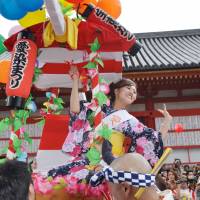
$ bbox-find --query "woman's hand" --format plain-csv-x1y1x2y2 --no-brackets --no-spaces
69,65,80,113
69,65,79,80
157,104,173,122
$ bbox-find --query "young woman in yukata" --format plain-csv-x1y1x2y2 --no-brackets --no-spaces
62,66,172,168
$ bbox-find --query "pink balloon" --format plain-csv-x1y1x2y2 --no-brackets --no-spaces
8,25,23,37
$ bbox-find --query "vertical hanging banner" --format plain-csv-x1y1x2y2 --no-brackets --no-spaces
80,4,142,56
6,31,37,108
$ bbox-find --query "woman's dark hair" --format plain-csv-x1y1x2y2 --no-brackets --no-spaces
108,78,137,103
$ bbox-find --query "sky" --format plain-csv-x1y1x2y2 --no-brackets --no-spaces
0,0,200,38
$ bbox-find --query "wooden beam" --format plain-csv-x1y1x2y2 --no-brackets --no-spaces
133,95,200,105
131,108,200,118
123,68,200,80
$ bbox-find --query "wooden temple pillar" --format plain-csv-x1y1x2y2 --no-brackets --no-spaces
144,84,156,129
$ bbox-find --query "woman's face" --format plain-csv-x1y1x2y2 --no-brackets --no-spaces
168,171,175,181
115,85,137,107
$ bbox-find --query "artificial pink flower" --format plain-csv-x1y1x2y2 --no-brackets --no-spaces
100,83,110,94
33,175,53,194
88,69,97,77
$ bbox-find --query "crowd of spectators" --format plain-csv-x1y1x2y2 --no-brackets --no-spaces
159,159,200,200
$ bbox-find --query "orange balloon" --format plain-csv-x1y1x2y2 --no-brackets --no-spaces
0,60,10,84
97,0,121,19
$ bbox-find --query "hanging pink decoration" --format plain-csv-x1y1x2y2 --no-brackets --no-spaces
100,83,110,94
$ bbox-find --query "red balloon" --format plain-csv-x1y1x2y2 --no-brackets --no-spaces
175,124,184,133
97,0,121,19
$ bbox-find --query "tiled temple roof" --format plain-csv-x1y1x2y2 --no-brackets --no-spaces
123,29,200,72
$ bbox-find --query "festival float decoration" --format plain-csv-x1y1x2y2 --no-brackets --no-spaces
0,96,36,160
18,8,46,28
6,30,38,109
0,0,172,199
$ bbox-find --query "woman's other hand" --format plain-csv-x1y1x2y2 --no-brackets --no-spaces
158,104,173,139
157,104,173,122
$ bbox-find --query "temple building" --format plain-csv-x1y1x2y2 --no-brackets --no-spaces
124,29,200,163
0,29,200,164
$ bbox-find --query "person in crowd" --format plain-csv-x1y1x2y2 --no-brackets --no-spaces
195,177,200,200
168,170,178,182
188,179,197,200
173,158,184,176
158,161,200,199
161,170,168,182
175,177,193,200
167,170,178,198
187,170,195,182
184,165,191,173
0,160,35,200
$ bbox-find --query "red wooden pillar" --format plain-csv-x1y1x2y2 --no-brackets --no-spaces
145,96,155,129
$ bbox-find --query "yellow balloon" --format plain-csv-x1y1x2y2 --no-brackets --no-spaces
19,8,46,28
59,0,73,7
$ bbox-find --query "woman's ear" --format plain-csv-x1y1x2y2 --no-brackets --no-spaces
114,88,118,96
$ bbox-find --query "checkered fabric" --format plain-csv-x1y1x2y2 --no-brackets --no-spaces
90,166,155,187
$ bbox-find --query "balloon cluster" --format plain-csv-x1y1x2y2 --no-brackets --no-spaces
0,0,44,20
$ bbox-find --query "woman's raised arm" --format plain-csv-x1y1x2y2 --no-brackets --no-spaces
69,66,80,113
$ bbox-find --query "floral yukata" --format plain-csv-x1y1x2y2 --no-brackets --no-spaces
62,101,163,167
